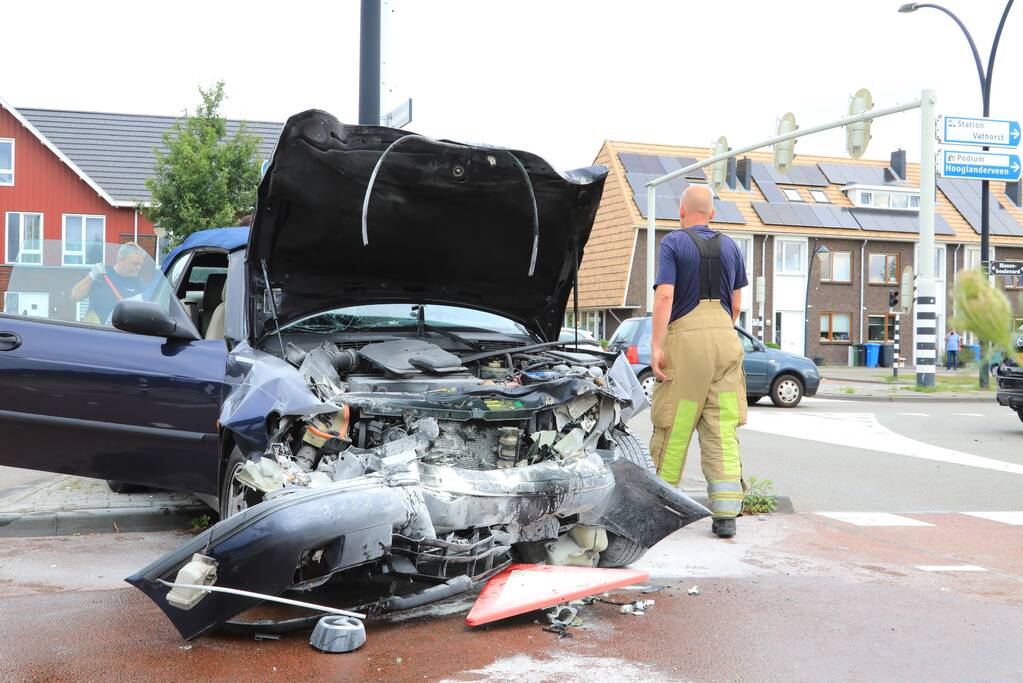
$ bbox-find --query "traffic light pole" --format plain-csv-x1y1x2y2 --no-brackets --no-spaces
915,89,938,388
644,96,925,315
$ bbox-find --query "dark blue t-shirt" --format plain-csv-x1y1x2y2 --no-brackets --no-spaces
90,269,145,324
654,226,749,323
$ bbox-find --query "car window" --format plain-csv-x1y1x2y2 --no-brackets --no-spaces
738,331,755,353
637,319,652,355
2,239,185,328
610,319,640,346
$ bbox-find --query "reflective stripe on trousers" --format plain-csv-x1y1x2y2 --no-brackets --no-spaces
649,300,747,519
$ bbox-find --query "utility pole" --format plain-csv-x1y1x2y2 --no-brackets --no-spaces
358,0,381,126
916,89,938,388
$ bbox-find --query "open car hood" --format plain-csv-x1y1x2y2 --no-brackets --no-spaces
247,111,607,343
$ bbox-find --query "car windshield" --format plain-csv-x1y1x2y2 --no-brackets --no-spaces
284,303,530,336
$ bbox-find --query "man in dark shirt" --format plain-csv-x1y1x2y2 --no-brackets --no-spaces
70,242,147,324
649,185,749,538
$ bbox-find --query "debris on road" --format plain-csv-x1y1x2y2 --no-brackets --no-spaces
687,586,700,596
309,616,366,654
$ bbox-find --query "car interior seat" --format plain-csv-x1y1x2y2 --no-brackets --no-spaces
200,273,228,337
205,279,227,341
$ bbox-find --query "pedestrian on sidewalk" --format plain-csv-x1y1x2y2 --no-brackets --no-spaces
649,185,749,539
945,329,960,371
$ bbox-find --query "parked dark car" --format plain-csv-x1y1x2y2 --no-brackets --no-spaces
0,112,709,640
607,316,820,407
995,332,1023,422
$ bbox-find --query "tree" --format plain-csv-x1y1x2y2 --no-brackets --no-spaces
144,82,261,245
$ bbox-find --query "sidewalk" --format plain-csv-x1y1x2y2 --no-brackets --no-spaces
816,365,997,402
0,469,205,538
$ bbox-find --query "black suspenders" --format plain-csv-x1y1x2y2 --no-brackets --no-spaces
679,229,723,301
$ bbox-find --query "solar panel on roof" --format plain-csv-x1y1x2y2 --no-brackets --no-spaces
751,202,781,225
937,177,1023,236
847,208,955,235
751,162,828,187
711,200,747,225
791,203,822,228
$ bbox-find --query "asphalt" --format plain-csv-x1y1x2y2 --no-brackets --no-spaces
2,513,1021,682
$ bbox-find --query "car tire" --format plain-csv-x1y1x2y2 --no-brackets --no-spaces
770,374,803,408
106,480,146,494
599,430,655,568
638,370,657,402
219,448,263,521
747,395,764,405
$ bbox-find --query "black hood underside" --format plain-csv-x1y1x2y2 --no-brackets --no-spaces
248,111,608,343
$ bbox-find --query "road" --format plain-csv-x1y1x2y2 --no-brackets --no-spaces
1,396,1022,681
629,397,1023,512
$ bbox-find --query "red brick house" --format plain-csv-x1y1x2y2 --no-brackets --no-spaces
0,96,280,317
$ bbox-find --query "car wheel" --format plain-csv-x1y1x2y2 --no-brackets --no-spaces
219,448,263,520
747,395,764,405
106,480,146,494
638,370,657,402
599,429,655,568
770,375,803,408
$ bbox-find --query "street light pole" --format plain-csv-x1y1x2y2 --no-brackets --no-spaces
899,1,1015,388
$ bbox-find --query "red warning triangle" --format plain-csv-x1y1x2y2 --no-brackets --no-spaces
466,563,651,627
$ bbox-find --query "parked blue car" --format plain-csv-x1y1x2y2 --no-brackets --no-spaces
607,316,820,407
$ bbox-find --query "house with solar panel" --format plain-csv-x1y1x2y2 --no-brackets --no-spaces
0,97,281,319
575,141,1023,366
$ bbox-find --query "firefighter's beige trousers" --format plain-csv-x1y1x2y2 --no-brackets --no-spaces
650,300,747,518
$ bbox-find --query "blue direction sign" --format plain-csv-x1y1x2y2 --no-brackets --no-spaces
940,150,1022,181
942,116,1021,148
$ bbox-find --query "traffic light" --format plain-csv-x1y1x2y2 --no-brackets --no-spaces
709,136,729,193
888,289,899,309
773,113,797,174
846,88,873,159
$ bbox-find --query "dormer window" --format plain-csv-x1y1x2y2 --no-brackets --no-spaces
847,185,919,210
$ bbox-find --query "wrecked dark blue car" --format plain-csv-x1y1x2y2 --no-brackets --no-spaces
0,111,709,640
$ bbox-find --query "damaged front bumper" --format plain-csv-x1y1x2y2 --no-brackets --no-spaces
127,450,708,640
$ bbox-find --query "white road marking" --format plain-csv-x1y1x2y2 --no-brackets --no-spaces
916,565,988,572
964,511,1023,525
816,512,933,527
744,410,1023,476
952,413,984,417
897,412,930,417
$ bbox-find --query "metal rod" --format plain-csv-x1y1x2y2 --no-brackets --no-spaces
157,579,367,619
644,97,924,313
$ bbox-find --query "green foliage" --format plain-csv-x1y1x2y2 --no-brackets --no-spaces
599,339,609,349
742,476,778,514
951,269,1016,360
765,342,781,349
189,514,213,532
144,82,261,246
844,387,856,394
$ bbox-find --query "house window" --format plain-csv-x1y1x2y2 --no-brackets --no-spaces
782,188,803,202
891,193,910,209
860,191,873,205
62,215,106,266
5,212,43,264
3,292,49,319
965,247,982,271
810,189,830,203
868,253,899,284
867,313,897,342
564,309,601,339
820,312,851,342
1006,274,1023,290
819,249,852,283
0,139,12,185
775,240,805,275
910,195,920,208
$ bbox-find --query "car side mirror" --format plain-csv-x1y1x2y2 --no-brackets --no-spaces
112,300,197,340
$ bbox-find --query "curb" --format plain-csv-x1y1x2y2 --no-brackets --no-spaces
817,392,994,403
685,491,795,515
0,504,208,538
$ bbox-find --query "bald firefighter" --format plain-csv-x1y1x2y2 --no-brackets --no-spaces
649,185,748,539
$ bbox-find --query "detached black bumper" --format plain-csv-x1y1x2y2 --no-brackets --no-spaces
995,369,1023,410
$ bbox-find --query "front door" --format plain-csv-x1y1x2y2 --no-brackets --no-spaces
779,310,804,356
0,242,226,495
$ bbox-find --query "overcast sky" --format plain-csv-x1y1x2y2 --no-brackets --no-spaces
5,0,1021,171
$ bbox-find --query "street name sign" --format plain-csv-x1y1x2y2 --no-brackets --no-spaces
942,116,1021,148
991,261,1023,277
381,98,413,129
940,150,1022,181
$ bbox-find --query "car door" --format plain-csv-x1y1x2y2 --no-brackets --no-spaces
738,329,769,395
0,242,226,495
